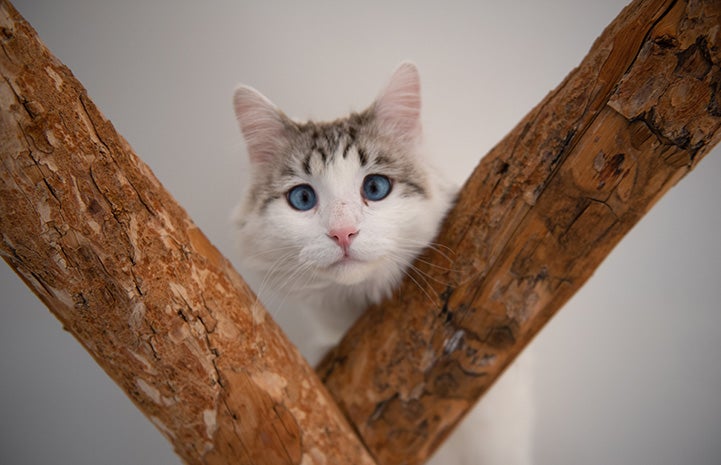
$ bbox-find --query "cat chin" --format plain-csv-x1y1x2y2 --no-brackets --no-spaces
320,258,379,286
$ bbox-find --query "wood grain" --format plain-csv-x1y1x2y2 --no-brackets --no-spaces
0,2,375,464
318,1,721,463
2,0,720,464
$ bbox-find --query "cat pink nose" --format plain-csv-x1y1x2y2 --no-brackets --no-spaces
327,227,358,252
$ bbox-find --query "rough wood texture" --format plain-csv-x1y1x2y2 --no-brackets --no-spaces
0,2,376,464
318,0,721,464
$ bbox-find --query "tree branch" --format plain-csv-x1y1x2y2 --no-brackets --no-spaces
317,0,721,463
2,0,720,464
0,2,375,464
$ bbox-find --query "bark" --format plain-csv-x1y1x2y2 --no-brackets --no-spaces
318,0,721,464
2,0,720,464
0,2,376,465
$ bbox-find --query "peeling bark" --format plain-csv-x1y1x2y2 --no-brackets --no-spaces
318,1,721,464
0,2,375,464
2,0,720,464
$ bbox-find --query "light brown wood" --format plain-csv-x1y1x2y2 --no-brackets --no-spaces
0,2,375,464
2,0,720,464
318,0,721,464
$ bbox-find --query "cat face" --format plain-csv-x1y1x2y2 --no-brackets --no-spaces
233,63,451,301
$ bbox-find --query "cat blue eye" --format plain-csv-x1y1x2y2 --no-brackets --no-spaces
287,184,317,211
362,174,392,201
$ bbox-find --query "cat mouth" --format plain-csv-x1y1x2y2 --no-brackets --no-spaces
326,253,374,272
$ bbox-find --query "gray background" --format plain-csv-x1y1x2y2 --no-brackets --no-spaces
2,1,720,464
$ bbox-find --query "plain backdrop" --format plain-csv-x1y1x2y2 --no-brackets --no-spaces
2,1,720,464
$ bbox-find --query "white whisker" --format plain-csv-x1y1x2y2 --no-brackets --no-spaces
251,250,299,317
382,251,439,308
396,239,456,265
241,244,300,261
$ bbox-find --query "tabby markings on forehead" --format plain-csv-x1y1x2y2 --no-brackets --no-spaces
342,141,353,159
292,111,371,173
310,132,329,164
302,153,312,176
357,146,369,167
300,138,371,176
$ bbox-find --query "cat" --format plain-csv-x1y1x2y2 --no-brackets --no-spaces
232,63,533,465
231,62,454,362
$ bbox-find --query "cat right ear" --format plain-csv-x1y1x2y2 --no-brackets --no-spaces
372,62,422,145
233,85,286,165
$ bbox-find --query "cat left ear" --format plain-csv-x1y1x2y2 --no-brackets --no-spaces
372,62,422,144
233,85,287,166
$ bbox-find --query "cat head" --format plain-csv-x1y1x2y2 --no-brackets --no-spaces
232,63,451,302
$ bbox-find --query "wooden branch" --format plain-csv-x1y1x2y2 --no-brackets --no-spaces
318,0,721,464
0,2,375,464
2,0,720,464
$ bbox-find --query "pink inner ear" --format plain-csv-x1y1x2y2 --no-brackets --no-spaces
233,85,286,165
374,62,422,140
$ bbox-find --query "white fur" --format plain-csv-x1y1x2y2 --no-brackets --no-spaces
233,62,451,314
232,63,534,465
235,140,452,315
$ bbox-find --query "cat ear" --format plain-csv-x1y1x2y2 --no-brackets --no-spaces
372,62,422,144
233,85,287,165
